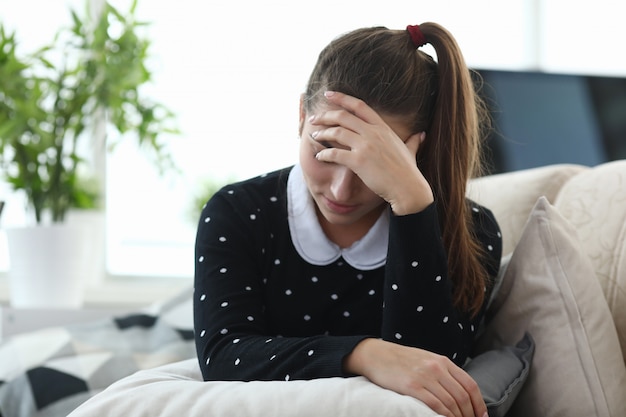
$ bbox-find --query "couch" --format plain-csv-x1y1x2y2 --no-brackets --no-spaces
1,160,625,417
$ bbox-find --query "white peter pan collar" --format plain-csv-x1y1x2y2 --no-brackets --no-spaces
287,164,389,270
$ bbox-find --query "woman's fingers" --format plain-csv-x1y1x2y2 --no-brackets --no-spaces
411,387,463,417
417,357,480,417
438,376,476,417
405,131,426,158
427,384,466,417
448,364,487,417
321,90,382,125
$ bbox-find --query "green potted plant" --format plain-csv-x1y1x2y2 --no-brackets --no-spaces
0,0,178,307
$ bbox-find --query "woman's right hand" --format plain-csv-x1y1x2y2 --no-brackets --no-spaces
343,338,487,417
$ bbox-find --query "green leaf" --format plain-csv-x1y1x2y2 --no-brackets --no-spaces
0,0,179,224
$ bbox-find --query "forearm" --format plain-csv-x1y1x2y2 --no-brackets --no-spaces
198,333,368,381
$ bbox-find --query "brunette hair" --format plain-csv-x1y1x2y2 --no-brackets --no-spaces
303,23,490,316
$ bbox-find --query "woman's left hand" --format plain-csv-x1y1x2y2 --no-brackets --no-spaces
311,91,434,215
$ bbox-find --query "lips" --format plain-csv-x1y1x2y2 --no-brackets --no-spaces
323,196,359,215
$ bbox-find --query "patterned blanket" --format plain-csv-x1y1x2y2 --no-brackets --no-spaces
0,289,196,417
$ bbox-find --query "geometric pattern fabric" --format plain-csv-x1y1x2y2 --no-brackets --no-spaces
0,311,196,417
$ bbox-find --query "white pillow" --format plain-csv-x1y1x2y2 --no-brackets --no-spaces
68,359,442,417
474,197,626,417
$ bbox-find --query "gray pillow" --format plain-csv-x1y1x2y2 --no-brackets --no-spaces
464,333,534,417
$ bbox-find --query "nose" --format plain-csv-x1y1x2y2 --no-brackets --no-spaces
329,166,358,202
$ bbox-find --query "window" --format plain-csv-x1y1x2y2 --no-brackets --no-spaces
103,0,536,279
2,0,625,278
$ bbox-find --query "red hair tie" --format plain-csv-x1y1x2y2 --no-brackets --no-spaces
406,24,427,48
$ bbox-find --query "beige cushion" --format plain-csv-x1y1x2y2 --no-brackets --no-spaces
554,160,626,362
467,164,587,255
475,197,626,417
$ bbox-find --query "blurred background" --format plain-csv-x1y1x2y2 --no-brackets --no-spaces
1,0,625,284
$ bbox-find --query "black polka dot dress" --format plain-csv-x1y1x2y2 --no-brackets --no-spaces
193,165,502,382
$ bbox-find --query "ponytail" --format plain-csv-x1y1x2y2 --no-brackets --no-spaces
418,22,489,316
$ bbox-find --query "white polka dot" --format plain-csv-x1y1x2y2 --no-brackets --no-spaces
247,316,254,321
265,338,273,343
417,306,424,312
206,357,210,365
435,275,442,282
391,283,399,290
285,289,293,296
221,301,229,307
245,286,252,291
443,316,449,323
285,375,290,381
395,333,402,340
331,294,338,300
368,289,376,295
250,214,257,220
472,207,479,212
233,338,240,344
411,261,419,267
471,325,475,332
227,190,234,194
356,274,363,280
270,354,276,361
234,358,241,365
274,259,281,265
453,352,458,360
220,328,228,335
204,217,211,223
200,330,206,337
220,268,227,273
200,294,206,301
311,276,318,283
497,231,502,238
198,256,205,263
270,196,278,202
487,245,493,251
304,314,311,321
343,311,350,317
307,350,314,356
458,323,464,330
337,261,344,266
219,236,227,242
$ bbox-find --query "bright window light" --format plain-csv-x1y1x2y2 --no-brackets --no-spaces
2,0,624,278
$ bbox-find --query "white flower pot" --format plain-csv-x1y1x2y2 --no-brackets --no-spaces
6,222,95,308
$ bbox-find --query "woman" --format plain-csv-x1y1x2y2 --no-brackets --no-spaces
194,23,501,417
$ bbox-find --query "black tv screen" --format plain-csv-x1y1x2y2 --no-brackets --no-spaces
473,69,626,174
